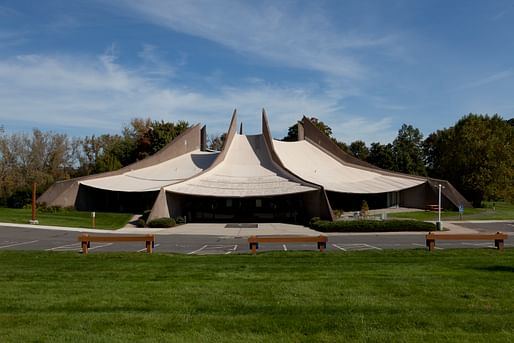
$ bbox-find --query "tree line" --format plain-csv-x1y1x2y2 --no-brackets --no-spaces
0,113,512,208
0,118,189,207
283,114,514,206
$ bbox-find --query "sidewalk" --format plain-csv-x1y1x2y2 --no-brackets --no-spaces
1,220,483,237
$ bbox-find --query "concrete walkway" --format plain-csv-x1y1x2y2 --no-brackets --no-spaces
117,222,320,237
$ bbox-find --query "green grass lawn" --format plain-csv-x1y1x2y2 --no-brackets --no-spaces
389,201,514,221
0,250,513,342
0,207,132,229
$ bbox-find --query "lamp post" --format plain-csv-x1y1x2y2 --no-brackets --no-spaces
437,184,442,231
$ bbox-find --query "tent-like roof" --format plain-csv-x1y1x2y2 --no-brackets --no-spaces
273,140,425,193
163,134,318,197
80,150,218,192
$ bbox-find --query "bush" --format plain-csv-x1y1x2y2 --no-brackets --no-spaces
309,218,435,232
140,210,152,222
147,217,176,228
332,209,343,218
7,189,32,208
136,219,146,228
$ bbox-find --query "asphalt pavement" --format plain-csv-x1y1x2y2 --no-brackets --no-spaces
0,221,512,255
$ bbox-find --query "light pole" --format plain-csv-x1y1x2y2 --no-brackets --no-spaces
437,184,442,231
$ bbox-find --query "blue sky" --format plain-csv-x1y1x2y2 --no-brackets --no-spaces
1,0,513,143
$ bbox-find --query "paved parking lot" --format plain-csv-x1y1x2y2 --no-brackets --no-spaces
1,221,512,254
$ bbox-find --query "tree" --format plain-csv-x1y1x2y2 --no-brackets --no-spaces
424,114,514,205
77,118,191,174
0,129,77,206
208,133,226,151
349,140,369,161
367,142,395,170
282,122,299,141
282,117,333,141
392,124,426,176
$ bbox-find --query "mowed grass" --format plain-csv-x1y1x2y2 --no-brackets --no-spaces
0,250,513,342
0,207,132,229
389,201,514,221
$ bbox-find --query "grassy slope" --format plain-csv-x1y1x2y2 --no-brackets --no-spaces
389,202,514,221
0,250,513,342
0,207,132,229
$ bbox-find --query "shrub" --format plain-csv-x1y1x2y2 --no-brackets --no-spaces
136,219,146,228
7,189,32,208
140,210,152,222
309,218,435,232
38,205,65,213
332,209,343,218
147,217,176,228
360,200,369,217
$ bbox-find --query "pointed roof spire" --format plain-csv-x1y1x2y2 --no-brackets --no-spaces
239,122,243,134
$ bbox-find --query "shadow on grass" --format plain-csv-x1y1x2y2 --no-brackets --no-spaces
476,265,514,273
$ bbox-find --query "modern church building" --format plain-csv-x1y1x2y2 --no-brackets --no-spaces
39,110,470,223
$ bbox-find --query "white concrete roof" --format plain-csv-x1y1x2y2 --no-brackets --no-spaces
79,150,218,192
164,134,317,197
273,140,425,193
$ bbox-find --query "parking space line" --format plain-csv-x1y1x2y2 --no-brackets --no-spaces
333,243,382,251
188,245,208,255
46,243,81,251
460,242,495,248
0,240,39,249
224,244,238,255
362,243,382,250
332,244,346,251
282,244,287,251
88,243,113,251
137,243,160,252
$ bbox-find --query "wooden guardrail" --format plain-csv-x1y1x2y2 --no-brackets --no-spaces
78,234,155,254
248,235,328,255
425,232,507,252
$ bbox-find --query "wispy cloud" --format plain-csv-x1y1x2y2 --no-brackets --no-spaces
456,69,513,90
108,0,399,79
0,51,392,142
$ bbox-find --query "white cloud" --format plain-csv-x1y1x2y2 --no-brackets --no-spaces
0,52,393,142
108,0,399,79
457,69,513,90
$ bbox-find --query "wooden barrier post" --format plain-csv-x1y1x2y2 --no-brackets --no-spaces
81,234,89,255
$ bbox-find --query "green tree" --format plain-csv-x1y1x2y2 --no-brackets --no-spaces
349,140,369,161
425,114,514,205
367,142,395,170
282,117,333,141
392,124,426,176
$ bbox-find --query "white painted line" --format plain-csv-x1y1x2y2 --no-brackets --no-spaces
460,242,494,247
283,244,288,251
188,244,208,255
46,243,81,251
137,243,160,252
332,244,346,251
225,251,232,255
362,243,382,251
89,243,113,251
0,240,39,249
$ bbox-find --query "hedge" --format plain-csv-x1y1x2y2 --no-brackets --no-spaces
309,219,436,232
147,217,176,228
